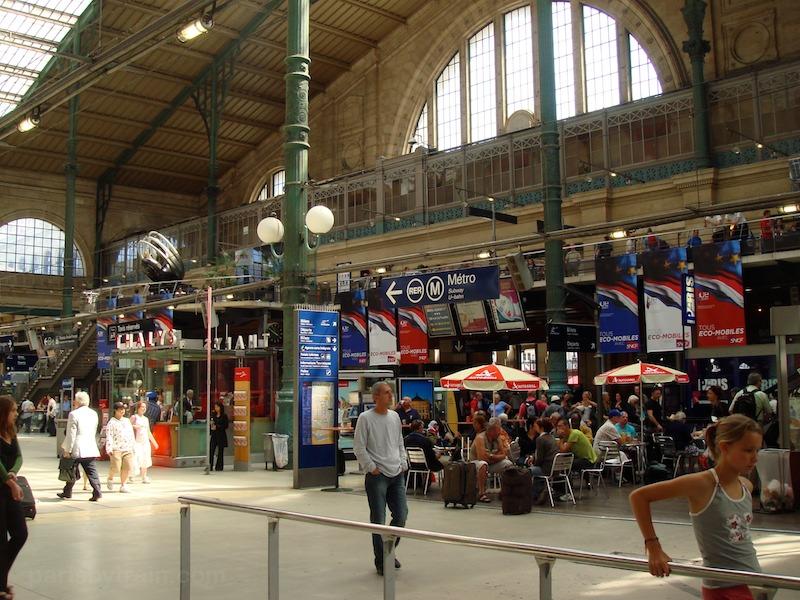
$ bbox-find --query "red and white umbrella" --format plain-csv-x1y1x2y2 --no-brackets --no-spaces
593,361,690,386
440,364,549,392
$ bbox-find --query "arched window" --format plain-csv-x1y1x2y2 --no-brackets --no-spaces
409,2,663,151
0,218,85,276
255,169,286,202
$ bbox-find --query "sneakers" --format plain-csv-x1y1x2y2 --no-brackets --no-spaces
119,484,131,493
106,480,114,492
142,477,151,484
558,493,573,503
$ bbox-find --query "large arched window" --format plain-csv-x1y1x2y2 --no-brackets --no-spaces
255,169,286,202
409,2,662,151
0,218,85,276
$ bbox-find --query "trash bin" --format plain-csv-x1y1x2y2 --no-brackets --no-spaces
756,449,794,512
263,433,289,470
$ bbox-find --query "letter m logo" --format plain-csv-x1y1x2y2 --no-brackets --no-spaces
426,276,445,302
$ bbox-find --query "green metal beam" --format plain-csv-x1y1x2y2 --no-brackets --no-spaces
0,307,62,317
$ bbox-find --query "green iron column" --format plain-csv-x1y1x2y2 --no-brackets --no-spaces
537,0,567,393
63,29,80,317
277,0,311,444
206,72,220,265
682,0,712,169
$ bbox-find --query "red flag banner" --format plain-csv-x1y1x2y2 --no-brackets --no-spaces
693,241,746,347
398,307,429,364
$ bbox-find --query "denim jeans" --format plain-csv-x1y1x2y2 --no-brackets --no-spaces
529,465,545,497
365,472,408,566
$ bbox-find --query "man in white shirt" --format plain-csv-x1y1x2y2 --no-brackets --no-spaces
19,399,34,432
105,402,136,493
593,409,623,453
58,391,102,501
353,381,408,576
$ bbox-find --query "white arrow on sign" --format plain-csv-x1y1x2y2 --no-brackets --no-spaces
385,280,403,305
453,340,464,353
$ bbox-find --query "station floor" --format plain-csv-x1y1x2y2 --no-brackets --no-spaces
10,433,800,600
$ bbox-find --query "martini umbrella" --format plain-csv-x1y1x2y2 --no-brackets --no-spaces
440,364,549,392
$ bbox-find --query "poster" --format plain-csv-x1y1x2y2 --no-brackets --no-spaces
304,382,334,446
490,278,526,331
694,241,747,347
454,301,490,334
339,291,368,368
596,254,640,353
398,378,434,422
424,305,456,337
233,368,251,468
642,248,692,352
398,306,429,364
367,288,398,366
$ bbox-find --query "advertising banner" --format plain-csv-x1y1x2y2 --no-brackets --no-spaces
233,367,251,469
339,291,368,368
454,301,490,335
694,241,747,347
596,254,640,353
642,248,692,352
490,278,526,331
367,289,398,366
96,319,113,370
398,306,429,364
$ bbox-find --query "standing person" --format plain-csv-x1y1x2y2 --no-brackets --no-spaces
395,397,420,430
36,397,48,433
353,381,408,576
0,396,27,600
645,387,664,433
46,395,58,436
706,386,729,422
760,209,773,252
182,389,195,424
517,392,538,421
17,400,33,434
144,391,161,425
489,392,511,418
130,401,158,484
58,391,102,501
630,415,763,599
209,401,229,471
105,403,135,493
730,373,772,426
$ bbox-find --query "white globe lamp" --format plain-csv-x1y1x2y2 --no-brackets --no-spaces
257,217,285,244
305,205,335,235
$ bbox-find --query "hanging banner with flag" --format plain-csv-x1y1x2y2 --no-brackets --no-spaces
398,306,429,364
693,241,747,347
596,254,640,354
642,248,692,352
367,288,398,366
339,291,368,368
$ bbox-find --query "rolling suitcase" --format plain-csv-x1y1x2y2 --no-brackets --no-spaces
15,475,36,520
500,467,533,515
442,461,478,508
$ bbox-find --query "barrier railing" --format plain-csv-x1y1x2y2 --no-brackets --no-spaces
177,495,800,600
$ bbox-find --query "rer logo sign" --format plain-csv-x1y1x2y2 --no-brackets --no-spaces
379,266,500,308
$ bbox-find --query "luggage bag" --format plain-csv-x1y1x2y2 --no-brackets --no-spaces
442,461,478,508
500,467,533,515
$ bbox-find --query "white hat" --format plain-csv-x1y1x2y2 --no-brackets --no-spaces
550,395,561,402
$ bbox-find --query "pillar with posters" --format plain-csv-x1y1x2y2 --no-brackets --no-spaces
233,367,251,471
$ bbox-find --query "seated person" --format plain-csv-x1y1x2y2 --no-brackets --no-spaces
569,412,593,444
592,409,623,454
664,411,693,451
395,396,421,429
528,418,558,505
517,418,538,466
497,412,514,437
425,420,449,447
403,420,445,473
615,411,638,442
469,416,513,503
556,417,597,472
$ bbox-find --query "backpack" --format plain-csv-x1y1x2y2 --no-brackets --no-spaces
732,390,758,421
526,402,538,419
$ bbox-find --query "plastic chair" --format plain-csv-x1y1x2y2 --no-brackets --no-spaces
405,447,439,495
534,452,575,507
598,441,636,486
579,448,607,499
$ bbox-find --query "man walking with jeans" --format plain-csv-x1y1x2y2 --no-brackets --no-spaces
354,381,408,576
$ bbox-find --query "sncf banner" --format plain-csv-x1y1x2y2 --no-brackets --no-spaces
367,288,398,366
398,306,429,364
339,291,368,368
596,254,640,354
693,241,747,347
642,248,692,352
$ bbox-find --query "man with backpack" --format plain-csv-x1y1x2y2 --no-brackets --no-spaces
517,392,539,420
730,372,772,425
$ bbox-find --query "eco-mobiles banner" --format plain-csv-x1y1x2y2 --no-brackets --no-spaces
642,248,692,352
693,241,747,347
398,306,429,364
339,291,368,368
596,254,640,354
367,288,398,366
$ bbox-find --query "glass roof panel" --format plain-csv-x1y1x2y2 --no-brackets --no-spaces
0,0,93,117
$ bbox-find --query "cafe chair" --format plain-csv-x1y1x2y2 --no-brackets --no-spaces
598,441,635,486
579,448,607,499
653,435,687,477
534,452,575,507
460,436,472,461
405,447,439,495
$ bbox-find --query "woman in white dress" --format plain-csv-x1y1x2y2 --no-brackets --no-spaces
130,401,159,483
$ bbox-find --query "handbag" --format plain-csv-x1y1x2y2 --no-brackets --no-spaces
58,457,77,483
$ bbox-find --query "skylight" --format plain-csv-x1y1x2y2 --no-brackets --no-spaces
0,0,93,117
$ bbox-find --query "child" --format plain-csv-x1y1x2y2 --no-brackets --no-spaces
629,415,763,600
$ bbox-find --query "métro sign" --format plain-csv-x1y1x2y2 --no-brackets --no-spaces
378,266,500,307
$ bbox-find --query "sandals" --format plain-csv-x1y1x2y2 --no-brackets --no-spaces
479,494,492,503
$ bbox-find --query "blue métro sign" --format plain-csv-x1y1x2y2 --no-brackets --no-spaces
378,266,500,308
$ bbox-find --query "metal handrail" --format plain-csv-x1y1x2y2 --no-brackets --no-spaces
177,495,800,600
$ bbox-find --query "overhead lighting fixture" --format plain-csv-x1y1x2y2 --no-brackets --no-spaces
226,293,234,300
17,107,40,133
780,204,799,214
756,142,764,149
609,171,618,178
477,250,492,259
393,216,401,222
102,278,109,283
376,267,387,274
610,230,627,239
167,305,175,310
487,196,495,203
76,321,82,326
177,13,213,43
118,313,125,319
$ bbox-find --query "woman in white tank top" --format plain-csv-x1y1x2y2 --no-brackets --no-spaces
629,415,763,600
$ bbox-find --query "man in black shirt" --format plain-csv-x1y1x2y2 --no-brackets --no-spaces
517,419,538,466
403,420,444,473
395,397,421,430
644,387,663,433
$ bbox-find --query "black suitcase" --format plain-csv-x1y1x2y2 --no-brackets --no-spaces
500,467,533,515
442,461,478,508
15,475,36,520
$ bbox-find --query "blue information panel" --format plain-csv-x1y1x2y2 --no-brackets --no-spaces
296,309,339,472
378,266,500,308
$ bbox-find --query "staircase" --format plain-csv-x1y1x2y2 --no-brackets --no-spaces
21,324,98,404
